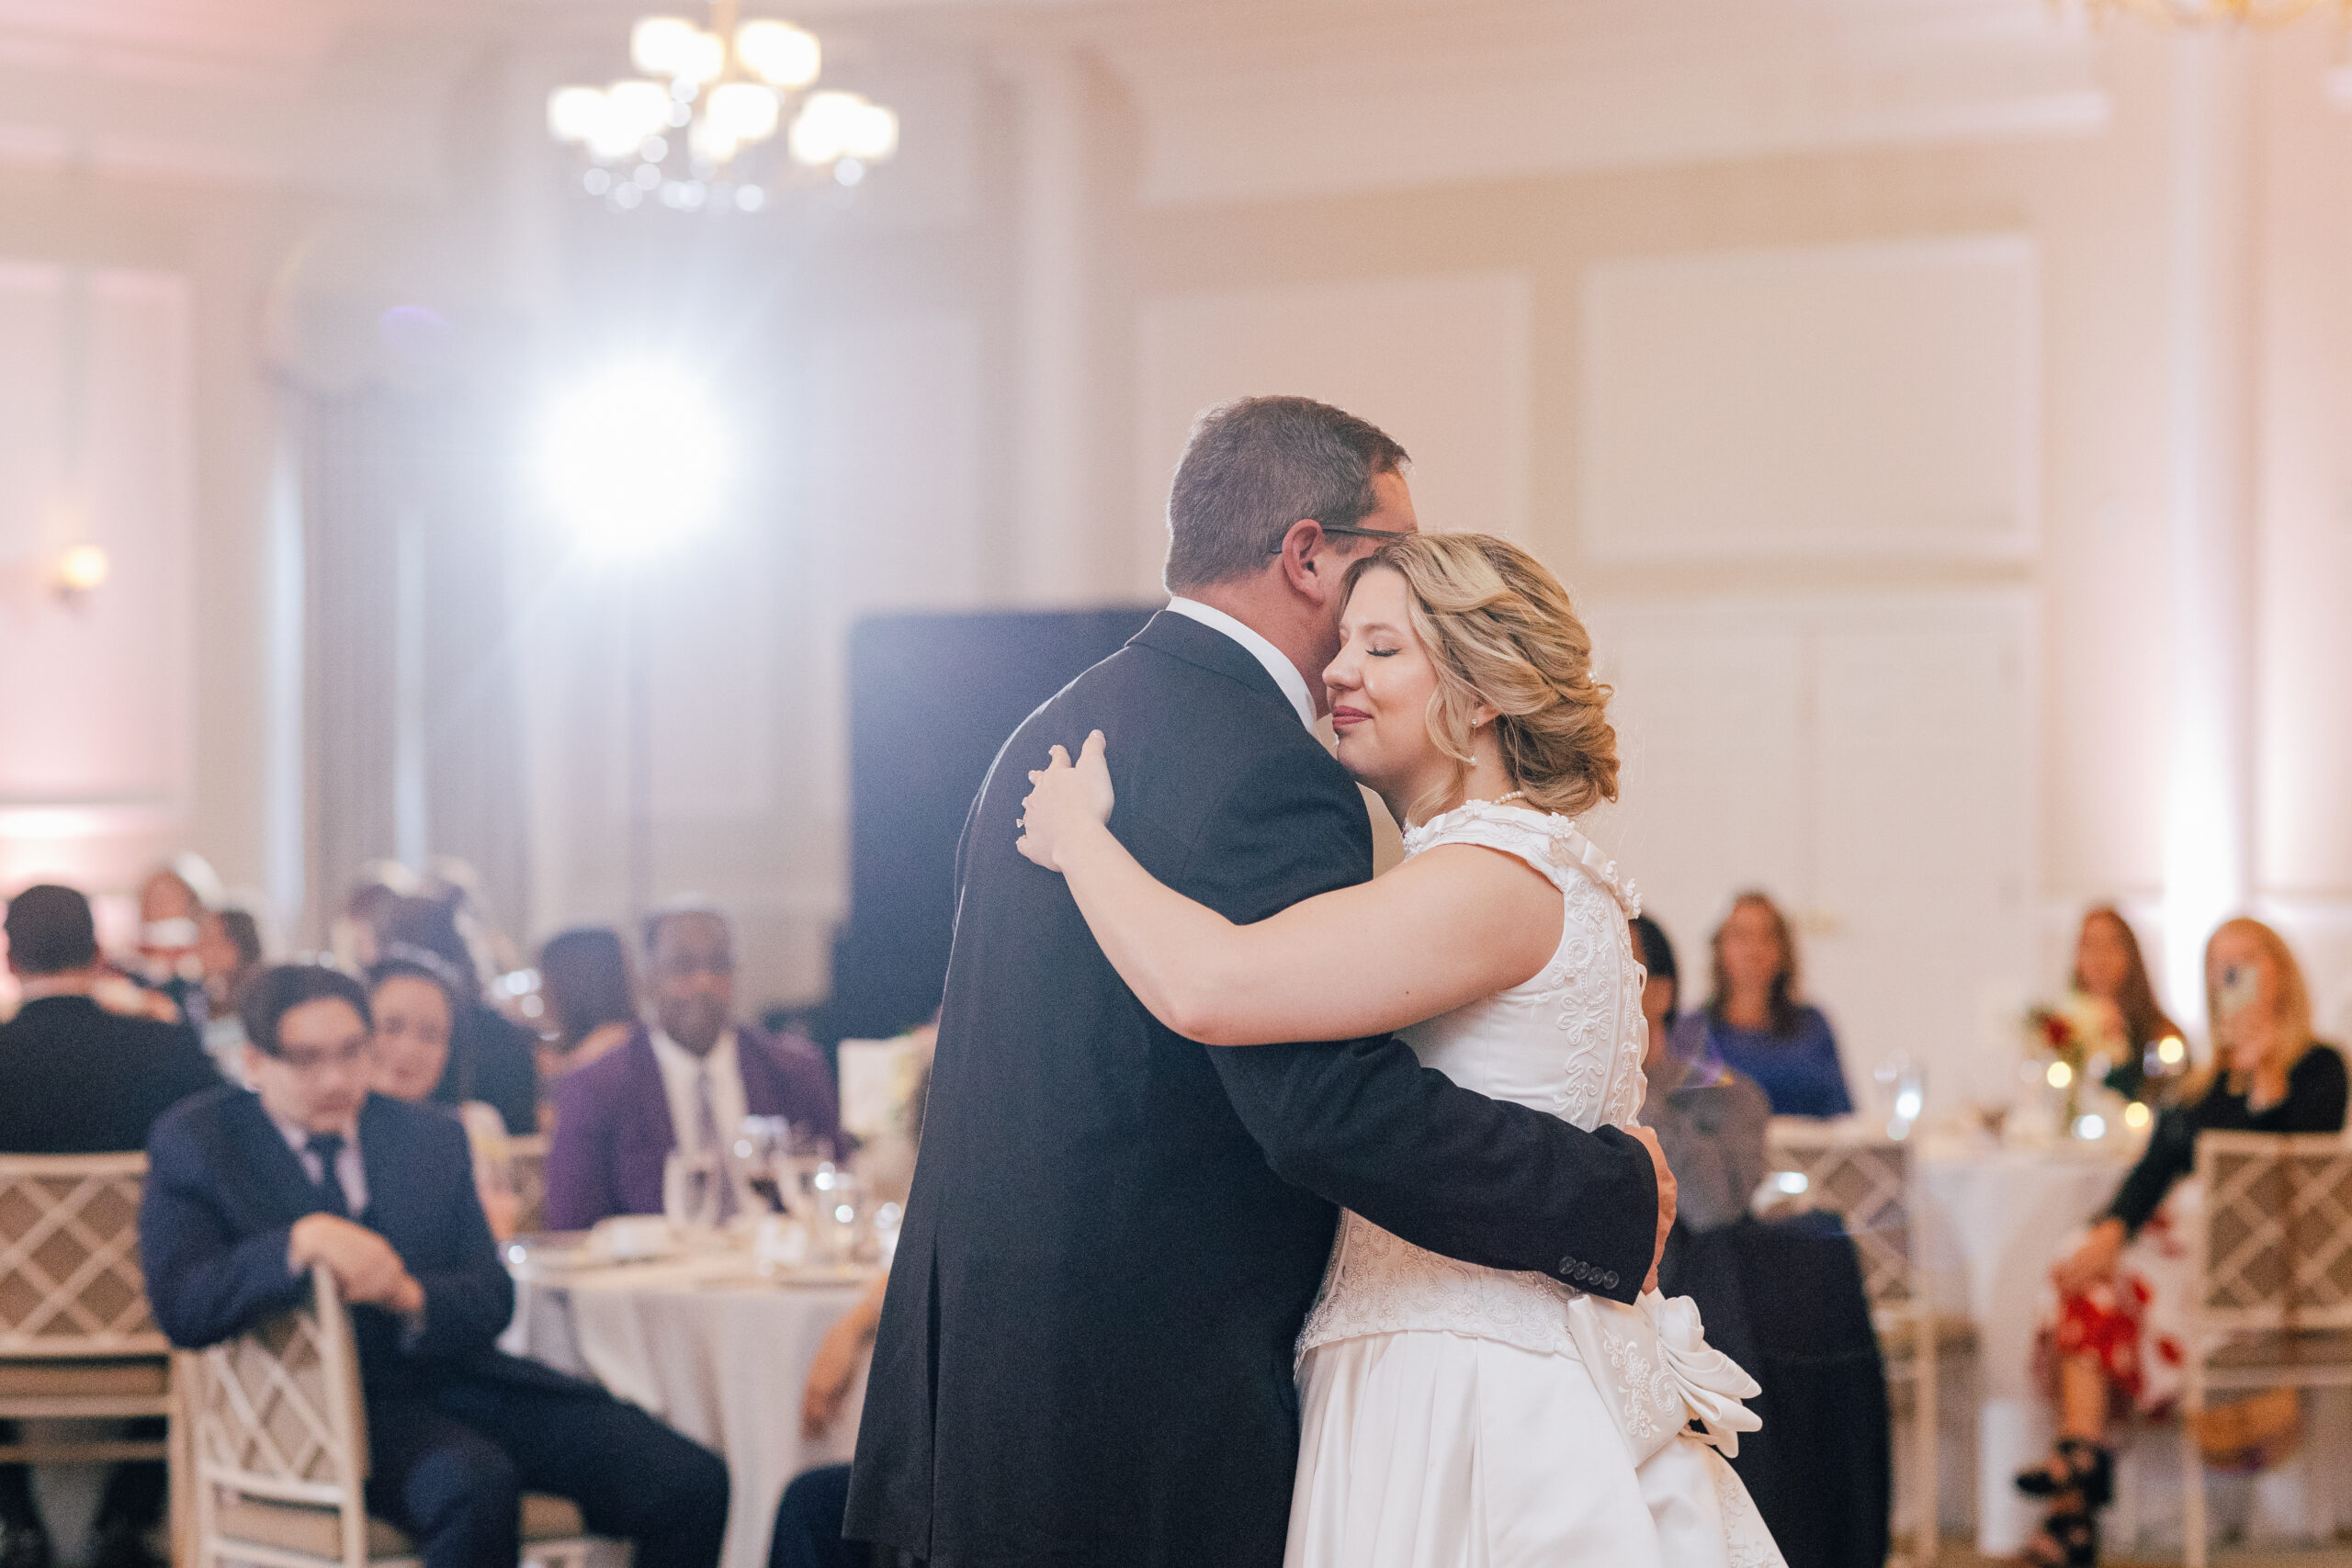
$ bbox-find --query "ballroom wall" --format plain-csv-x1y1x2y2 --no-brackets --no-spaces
1,2,2347,1092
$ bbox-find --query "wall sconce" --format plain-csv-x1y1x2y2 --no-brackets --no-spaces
52,544,109,609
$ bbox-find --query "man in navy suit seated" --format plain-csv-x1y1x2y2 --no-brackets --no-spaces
141,964,730,1568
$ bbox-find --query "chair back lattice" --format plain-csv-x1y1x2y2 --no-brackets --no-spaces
1764,1129,1916,1309
506,1135,549,1238
2192,1131,2352,1336
0,1154,164,1357
187,1265,367,1508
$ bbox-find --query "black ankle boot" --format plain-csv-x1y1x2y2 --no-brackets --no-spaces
2015,1436,2114,1509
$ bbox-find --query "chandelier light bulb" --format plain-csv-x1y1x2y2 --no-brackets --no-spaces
675,28,729,85
630,17,699,77
548,85,607,144
736,19,821,88
708,82,781,144
689,114,741,165
606,79,673,141
843,100,899,163
787,90,854,165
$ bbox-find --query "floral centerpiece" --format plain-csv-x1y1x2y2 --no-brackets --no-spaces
2025,992,2127,1134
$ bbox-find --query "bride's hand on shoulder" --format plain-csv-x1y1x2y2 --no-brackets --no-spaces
1016,729,1115,873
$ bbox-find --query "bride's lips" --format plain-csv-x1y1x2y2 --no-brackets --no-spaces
1329,705,1370,731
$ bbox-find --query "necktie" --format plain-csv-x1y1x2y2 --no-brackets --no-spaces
695,1067,739,1223
305,1132,350,1218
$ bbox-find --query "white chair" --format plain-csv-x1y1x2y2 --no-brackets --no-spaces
0,1153,181,1553
1765,1124,1973,1567
183,1263,610,1568
2177,1130,2352,1568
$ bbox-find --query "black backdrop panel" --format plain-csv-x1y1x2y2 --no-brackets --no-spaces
827,605,1159,1042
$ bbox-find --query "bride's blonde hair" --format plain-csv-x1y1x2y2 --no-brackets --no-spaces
1341,532,1619,822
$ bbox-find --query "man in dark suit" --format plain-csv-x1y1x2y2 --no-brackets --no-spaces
0,883,221,1568
847,396,1675,1566
546,906,840,1231
141,964,729,1568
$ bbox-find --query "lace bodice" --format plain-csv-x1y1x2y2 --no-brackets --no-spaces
1297,802,1653,1363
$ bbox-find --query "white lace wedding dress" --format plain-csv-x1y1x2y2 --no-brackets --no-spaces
1285,802,1786,1568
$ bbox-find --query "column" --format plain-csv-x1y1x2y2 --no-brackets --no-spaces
2160,31,2259,1023
1002,48,1102,604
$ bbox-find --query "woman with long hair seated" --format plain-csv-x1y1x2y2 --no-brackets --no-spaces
2067,906,2188,1104
1669,892,1853,1118
368,950,522,1240
2018,918,2346,1567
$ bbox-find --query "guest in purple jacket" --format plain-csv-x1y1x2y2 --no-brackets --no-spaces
545,905,841,1231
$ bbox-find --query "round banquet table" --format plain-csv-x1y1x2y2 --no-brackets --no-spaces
1909,1130,2141,1554
503,1247,880,1568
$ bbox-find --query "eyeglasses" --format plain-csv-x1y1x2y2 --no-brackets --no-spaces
1267,524,1404,555
274,1037,373,1077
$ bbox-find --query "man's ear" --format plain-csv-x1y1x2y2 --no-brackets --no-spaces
1274,519,1334,606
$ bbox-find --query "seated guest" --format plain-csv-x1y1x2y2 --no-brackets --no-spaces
197,907,266,1081
769,1272,887,1568
537,926,639,1091
2068,906,2188,1105
546,905,840,1231
1671,891,1853,1117
140,964,729,1568
1634,914,1770,1234
376,896,539,1134
368,953,520,1240
132,859,218,1026
2016,919,2346,1567
0,885,221,1568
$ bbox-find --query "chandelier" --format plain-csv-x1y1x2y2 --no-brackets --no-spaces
547,0,899,214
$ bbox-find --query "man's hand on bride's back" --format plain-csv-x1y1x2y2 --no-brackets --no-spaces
1629,1124,1675,1295
1016,729,1116,874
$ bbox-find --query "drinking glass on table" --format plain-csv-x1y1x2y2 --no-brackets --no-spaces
662,1148,723,1233
738,1115,792,1214
813,1169,865,1264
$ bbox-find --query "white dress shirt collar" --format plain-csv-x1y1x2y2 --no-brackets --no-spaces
650,1027,746,1156
1165,598,1317,731
268,1108,368,1216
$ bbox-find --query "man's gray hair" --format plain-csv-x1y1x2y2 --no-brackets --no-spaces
1162,396,1410,594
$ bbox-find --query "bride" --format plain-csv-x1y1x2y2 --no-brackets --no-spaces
1015,531,1785,1568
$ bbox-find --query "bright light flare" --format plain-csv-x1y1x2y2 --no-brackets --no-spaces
55,545,110,593
532,365,727,557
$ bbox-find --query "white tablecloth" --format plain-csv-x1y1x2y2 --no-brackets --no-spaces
505,1251,879,1568
1911,1133,2139,1552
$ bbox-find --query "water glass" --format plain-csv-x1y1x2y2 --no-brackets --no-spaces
812,1169,864,1263
662,1149,722,1232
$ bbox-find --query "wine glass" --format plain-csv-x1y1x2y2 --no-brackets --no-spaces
737,1115,791,1214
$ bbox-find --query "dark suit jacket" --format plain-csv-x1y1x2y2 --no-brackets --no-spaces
432,1002,541,1135
543,1024,842,1231
845,611,1658,1567
0,995,220,1153
140,1087,580,1400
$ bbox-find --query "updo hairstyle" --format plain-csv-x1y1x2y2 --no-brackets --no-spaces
1341,532,1620,822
